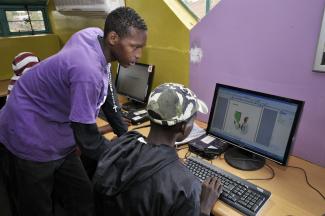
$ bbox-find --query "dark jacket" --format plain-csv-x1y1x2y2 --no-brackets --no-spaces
93,131,202,216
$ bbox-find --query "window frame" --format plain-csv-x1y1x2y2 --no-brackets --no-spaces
178,0,200,21
0,4,50,36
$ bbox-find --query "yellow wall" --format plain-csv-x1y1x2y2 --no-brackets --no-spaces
126,0,190,87
0,34,60,80
48,0,190,87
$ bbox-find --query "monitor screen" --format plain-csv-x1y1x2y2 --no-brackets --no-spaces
115,63,154,104
207,83,304,167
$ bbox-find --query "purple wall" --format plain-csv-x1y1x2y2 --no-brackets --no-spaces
190,0,325,167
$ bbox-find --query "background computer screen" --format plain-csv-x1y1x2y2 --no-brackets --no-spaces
115,63,154,104
207,83,304,166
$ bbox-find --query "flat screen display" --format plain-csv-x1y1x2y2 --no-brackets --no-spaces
207,83,304,165
115,63,154,103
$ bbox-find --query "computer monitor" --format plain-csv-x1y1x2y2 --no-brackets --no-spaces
207,83,304,170
115,63,155,111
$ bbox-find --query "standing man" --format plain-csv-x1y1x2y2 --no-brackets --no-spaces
0,7,147,216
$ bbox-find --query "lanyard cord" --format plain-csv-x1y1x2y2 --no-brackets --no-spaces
106,64,118,112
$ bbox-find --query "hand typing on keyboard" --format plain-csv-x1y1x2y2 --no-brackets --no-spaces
185,156,271,216
200,177,223,216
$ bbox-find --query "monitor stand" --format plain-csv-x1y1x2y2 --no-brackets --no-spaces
122,100,146,112
224,147,265,171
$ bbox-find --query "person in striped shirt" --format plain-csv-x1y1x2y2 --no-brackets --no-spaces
7,52,40,100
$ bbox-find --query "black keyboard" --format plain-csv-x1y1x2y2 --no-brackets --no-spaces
184,156,271,216
122,110,149,125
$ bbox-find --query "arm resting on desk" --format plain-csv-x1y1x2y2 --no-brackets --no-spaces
71,122,110,160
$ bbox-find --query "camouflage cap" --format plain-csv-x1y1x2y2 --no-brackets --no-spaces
146,83,208,126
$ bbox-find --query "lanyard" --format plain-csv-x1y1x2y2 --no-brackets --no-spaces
106,63,118,112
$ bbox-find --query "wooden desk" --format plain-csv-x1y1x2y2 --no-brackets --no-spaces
97,118,325,216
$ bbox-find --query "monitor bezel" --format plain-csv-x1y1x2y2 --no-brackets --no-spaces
206,83,304,166
115,63,155,104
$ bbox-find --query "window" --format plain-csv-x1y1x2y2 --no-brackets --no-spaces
0,5,50,36
179,0,220,20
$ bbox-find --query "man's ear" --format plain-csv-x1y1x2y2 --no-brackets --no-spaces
106,31,119,46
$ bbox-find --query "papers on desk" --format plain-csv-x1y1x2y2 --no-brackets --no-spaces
132,115,143,121
175,122,205,146
201,135,216,144
133,109,147,115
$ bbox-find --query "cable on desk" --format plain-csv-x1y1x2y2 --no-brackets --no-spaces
184,150,191,160
211,155,220,163
245,163,275,181
287,165,325,200
179,149,190,160
208,156,219,164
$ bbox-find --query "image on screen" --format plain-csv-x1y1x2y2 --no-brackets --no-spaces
115,63,154,103
207,84,304,165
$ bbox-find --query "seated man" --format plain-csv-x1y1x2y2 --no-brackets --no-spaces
0,52,39,215
93,83,222,216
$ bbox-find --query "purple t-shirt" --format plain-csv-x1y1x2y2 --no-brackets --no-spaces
0,27,109,162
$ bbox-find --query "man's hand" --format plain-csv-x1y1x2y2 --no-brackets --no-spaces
200,177,223,216
98,125,113,135
123,117,132,126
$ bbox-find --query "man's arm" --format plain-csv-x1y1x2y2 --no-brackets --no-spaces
169,177,222,216
98,124,113,135
101,81,128,137
71,122,111,160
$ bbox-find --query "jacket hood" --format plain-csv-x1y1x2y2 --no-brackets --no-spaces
93,131,179,196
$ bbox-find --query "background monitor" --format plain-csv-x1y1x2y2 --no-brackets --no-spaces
207,83,304,170
115,63,155,111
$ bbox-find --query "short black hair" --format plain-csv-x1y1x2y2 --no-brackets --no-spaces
104,7,147,39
